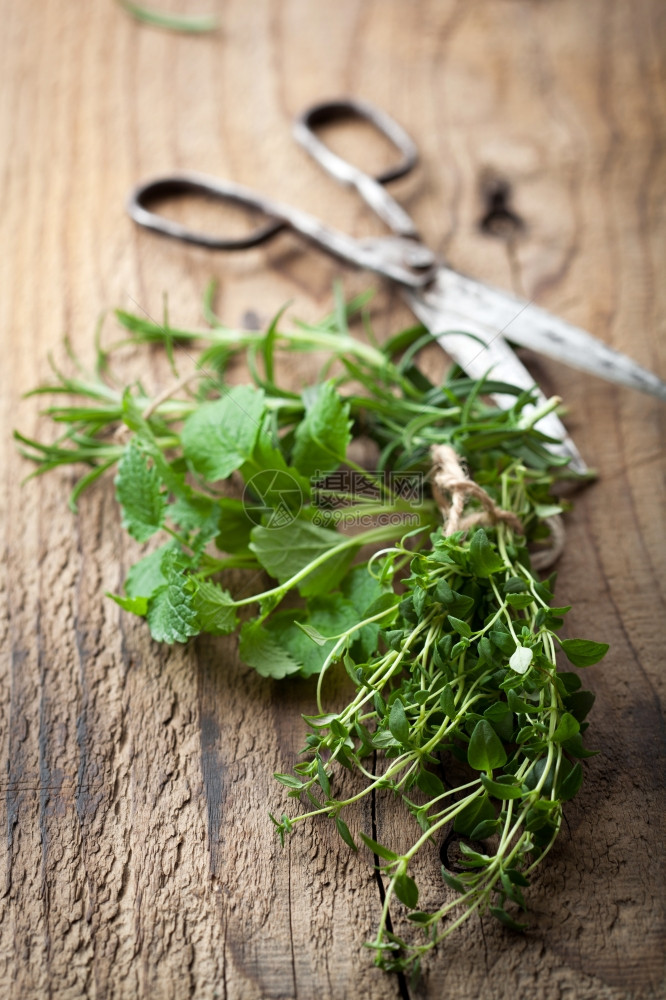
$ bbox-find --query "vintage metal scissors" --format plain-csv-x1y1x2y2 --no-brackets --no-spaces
127,98,666,473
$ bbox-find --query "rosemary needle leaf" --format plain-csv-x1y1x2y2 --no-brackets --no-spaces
117,0,219,34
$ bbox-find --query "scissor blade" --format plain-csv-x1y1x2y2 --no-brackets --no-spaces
404,272,588,473
429,268,666,401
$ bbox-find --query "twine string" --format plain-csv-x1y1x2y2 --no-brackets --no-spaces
429,444,564,569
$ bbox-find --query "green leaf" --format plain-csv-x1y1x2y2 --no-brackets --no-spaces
191,579,238,635
453,793,494,837
441,868,466,893
114,441,166,542
124,541,177,598
181,386,265,481
565,689,596,723
146,554,199,643
416,769,445,798
214,497,254,553
265,594,357,677
108,592,148,616
238,620,302,679
241,421,311,526
335,816,357,851
469,818,501,840
389,699,410,745
394,873,419,909
291,381,352,477
117,0,219,34
274,773,303,789
507,689,536,715
480,774,523,799
448,616,472,638
316,757,331,798
440,684,456,718
551,712,580,743
469,528,505,577
489,905,527,932
169,493,217,532
506,594,534,609
560,638,609,667
250,520,355,597
467,720,507,771
295,622,329,646
359,832,398,861
559,761,583,801
490,630,517,655
561,732,599,758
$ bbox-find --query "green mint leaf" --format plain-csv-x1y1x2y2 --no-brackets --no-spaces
114,441,166,542
467,719,508,771
388,698,410,744
181,385,265,481
238,619,302,679
291,381,352,477
214,498,254,554
560,638,610,667
265,595,357,677
146,553,199,643
469,528,505,577
359,832,398,861
394,873,419,909
124,541,177,598
241,418,311,527
294,621,329,646
250,521,356,597
191,579,238,635
107,592,148,616
169,493,217,532
265,594,358,682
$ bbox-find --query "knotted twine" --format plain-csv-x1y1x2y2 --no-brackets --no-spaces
429,444,564,570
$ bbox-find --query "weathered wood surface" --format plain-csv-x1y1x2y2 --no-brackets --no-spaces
1,1,664,998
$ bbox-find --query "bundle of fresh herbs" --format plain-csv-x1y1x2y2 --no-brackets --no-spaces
16,287,608,977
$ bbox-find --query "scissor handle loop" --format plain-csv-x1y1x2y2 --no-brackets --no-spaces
127,175,285,250
293,98,420,238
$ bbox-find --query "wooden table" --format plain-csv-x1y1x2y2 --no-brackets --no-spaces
1,2,664,998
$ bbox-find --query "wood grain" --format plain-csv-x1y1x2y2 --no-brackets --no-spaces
1,1,664,998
